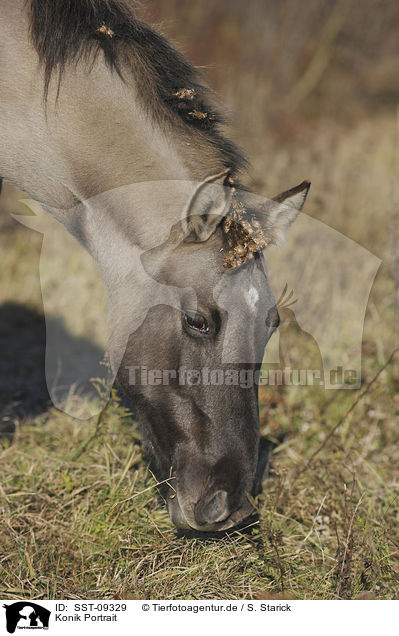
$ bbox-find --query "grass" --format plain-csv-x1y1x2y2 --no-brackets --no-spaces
1,355,399,599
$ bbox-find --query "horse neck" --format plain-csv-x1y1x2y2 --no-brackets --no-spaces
0,0,226,240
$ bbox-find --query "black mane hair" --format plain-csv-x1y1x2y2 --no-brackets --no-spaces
29,0,246,174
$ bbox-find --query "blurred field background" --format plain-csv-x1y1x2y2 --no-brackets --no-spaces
1,0,399,599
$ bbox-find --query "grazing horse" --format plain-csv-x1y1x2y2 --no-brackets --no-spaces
0,0,309,531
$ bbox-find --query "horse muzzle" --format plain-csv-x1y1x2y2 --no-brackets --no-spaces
166,437,272,532
167,489,255,532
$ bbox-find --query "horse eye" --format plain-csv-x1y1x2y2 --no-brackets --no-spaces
184,312,209,334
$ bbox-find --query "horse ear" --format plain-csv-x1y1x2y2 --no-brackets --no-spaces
11,199,52,234
258,181,310,246
183,170,232,242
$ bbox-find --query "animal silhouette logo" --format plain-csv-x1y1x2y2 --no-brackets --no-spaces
2,602,50,634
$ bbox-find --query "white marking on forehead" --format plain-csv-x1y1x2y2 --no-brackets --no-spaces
245,285,259,311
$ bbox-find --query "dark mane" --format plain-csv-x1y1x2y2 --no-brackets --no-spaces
29,0,246,174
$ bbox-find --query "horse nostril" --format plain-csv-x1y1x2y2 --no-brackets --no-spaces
194,489,230,526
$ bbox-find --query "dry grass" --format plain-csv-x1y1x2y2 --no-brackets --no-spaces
1,361,398,599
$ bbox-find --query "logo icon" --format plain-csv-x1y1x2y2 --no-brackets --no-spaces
2,602,50,634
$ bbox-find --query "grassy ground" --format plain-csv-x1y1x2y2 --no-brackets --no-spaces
1,362,398,599
1,2,399,599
